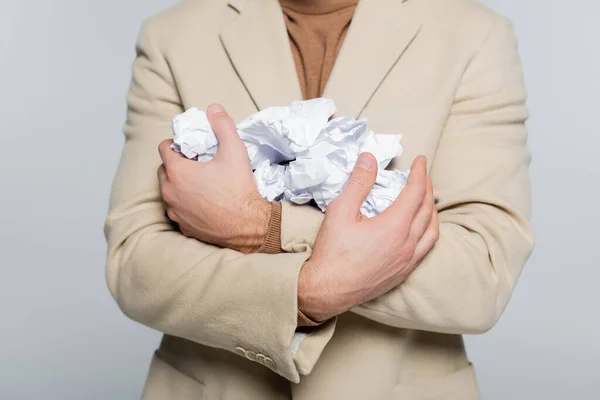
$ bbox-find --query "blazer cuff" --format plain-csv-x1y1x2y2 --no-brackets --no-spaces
280,201,324,253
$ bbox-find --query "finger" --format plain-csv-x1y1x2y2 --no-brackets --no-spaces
158,139,181,166
166,207,179,223
412,202,440,263
206,103,246,159
157,164,172,206
157,164,167,185
408,175,434,242
381,156,428,225
332,152,378,216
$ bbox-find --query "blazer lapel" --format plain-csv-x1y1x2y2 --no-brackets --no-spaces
220,0,303,111
322,0,422,118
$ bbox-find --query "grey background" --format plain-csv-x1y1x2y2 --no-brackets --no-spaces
1,0,598,399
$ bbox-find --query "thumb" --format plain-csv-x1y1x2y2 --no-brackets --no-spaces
206,103,245,158
334,152,378,215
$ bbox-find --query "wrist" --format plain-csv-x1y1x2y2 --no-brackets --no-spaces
298,259,338,322
228,194,272,254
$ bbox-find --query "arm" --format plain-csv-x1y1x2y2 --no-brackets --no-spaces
281,18,534,334
104,18,334,383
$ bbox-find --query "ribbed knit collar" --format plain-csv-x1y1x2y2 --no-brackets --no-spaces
279,0,359,15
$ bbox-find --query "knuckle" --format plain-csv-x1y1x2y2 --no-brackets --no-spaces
421,229,439,251
349,172,368,188
157,165,167,179
427,231,439,247
166,208,178,222
400,239,417,260
159,184,168,199
166,161,184,181
160,186,175,205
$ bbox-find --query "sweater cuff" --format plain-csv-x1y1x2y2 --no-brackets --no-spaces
297,309,325,327
256,201,283,254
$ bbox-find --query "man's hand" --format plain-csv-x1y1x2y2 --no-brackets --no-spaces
298,154,439,322
157,104,271,254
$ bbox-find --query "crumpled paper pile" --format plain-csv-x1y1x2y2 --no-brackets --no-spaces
171,98,408,217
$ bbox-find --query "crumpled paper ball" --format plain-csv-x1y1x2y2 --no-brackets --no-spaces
171,98,408,217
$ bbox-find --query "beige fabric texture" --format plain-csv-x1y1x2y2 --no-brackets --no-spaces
104,0,534,399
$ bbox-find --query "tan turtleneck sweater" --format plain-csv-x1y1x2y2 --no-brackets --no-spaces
257,0,359,326
280,0,359,100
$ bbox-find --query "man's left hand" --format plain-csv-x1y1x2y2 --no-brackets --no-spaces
157,104,271,254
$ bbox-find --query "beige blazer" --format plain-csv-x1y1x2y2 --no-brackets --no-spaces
104,0,534,399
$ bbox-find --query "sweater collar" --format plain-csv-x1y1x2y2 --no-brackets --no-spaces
222,0,420,117
278,0,359,15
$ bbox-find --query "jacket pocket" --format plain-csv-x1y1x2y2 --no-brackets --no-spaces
141,351,205,400
393,363,479,400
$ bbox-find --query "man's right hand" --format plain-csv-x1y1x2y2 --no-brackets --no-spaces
298,154,439,322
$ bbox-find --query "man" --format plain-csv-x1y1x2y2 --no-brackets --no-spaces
105,0,534,399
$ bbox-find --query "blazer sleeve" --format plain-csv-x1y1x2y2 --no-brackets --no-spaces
104,18,335,384
279,17,535,335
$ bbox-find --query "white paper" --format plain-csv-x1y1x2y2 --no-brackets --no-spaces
171,108,218,162
171,98,408,216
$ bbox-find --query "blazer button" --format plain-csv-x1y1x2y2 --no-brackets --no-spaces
245,350,257,361
256,353,266,364
264,357,277,370
235,346,247,357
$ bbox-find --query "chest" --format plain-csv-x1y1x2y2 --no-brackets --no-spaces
170,26,467,172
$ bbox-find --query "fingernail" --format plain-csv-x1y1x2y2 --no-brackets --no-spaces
355,153,375,171
207,103,225,115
